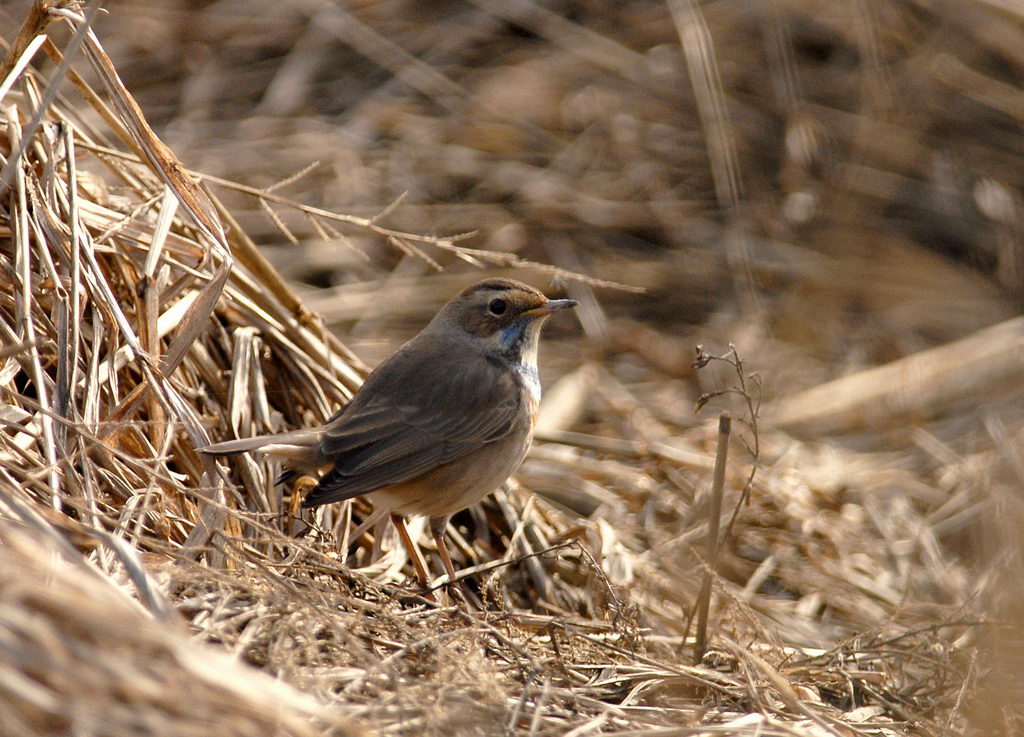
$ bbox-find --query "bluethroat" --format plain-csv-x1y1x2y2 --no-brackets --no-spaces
200,278,577,591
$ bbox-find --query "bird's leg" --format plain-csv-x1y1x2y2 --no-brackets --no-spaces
430,516,459,587
291,475,318,536
430,515,472,607
390,513,434,596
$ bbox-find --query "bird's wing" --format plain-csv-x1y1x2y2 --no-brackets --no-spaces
302,344,523,507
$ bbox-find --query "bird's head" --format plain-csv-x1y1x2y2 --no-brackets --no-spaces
435,278,577,364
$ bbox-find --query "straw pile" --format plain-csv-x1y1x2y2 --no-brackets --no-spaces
0,1,1019,736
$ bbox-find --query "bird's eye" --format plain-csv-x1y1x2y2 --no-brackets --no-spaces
488,298,507,315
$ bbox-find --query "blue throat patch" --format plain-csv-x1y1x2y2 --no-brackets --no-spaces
498,319,529,357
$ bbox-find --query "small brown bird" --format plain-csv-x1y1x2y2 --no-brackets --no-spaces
200,278,577,591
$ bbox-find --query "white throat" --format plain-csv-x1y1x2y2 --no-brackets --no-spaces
515,336,541,403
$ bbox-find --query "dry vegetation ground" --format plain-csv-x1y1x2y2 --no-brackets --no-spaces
0,1,1022,735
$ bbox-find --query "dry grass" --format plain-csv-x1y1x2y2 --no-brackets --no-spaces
0,1,1020,736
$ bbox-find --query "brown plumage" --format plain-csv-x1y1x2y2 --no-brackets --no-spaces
199,278,577,592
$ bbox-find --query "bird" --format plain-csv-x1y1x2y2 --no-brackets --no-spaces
199,278,577,593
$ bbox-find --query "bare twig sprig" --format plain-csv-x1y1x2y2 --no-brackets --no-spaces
687,345,761,661
693,343,762,526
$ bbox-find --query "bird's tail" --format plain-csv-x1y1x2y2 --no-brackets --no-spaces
198,429,322,460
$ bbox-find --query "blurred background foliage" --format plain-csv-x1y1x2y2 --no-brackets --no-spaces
46,0,1021,375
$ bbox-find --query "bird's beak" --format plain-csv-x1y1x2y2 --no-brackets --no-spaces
523,298,578,317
